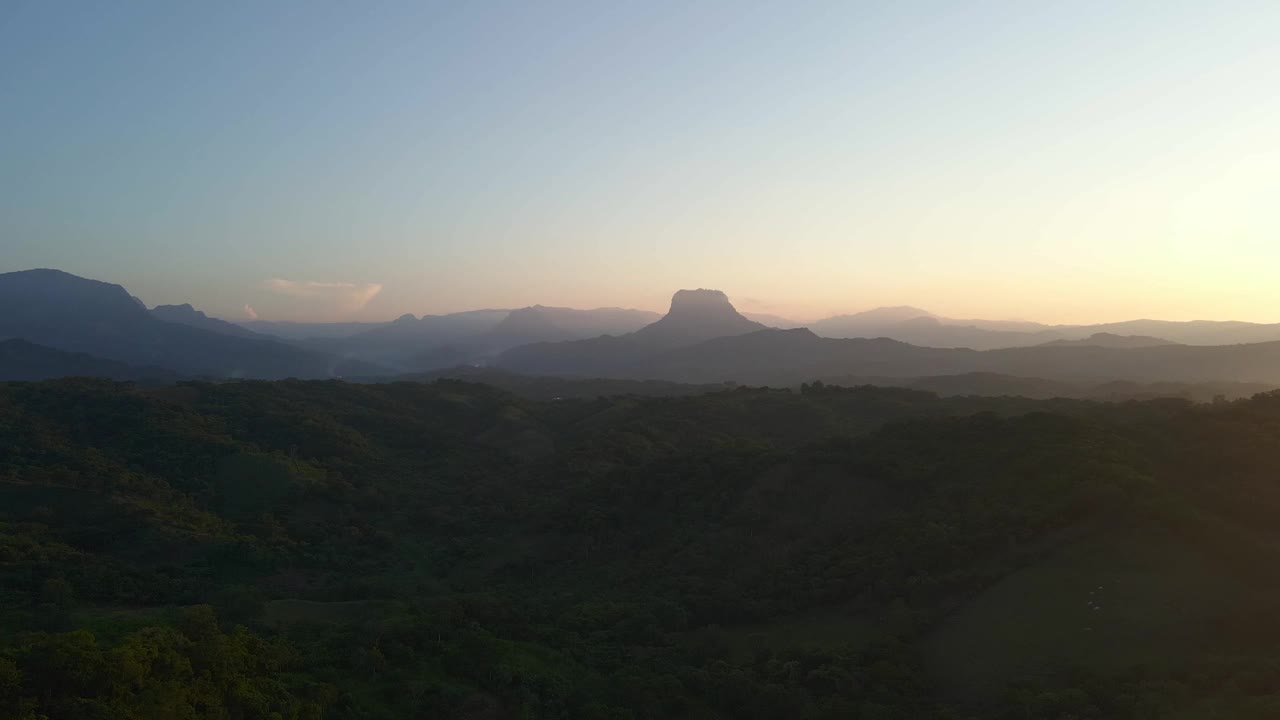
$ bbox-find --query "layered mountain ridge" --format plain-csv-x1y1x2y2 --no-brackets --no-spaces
8,268,1280,388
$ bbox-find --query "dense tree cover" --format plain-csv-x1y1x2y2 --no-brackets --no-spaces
2,378,1280,718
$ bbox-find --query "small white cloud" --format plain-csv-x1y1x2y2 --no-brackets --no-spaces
266,278,383,316
243,304,259,320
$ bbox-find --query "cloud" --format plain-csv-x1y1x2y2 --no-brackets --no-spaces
266,278,384,316
243,304,259,320
737,296,776,310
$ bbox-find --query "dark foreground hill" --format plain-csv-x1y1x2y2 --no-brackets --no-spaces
3,377,1280,718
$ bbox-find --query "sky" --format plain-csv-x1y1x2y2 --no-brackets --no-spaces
2,1,1278,323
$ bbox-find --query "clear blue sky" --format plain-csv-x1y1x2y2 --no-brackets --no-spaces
2,1,1277,322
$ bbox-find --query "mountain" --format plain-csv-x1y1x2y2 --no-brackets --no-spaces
811,308,1064,350
818,315,1064,350
742,312,803,329
0,269,385,379
629,289,765,347
1070,319,1280,345
151,303,261,338
815,305,937,328
305,305,661,372
1038,332,1175,349
306,309,510,366
497,289,766,375
240,320,390,339
812,306,1280,349
480,305,660,352
505,318,1280,386
250,308,661,357
0,339,177,382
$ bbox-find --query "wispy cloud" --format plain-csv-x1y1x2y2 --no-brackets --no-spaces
738,296,775,310
243,304,259,320
266,278,383,316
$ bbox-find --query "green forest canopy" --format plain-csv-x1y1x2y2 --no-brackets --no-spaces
2,378,1280,719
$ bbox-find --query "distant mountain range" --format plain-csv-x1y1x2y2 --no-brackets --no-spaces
807,307,1280,349
628,329,1280,385
497,290,1280,386
303,305,661,371
0,269,382,379
1037,332,1174,349
151,303,261,338
241,320,389,339
8,268,1280,392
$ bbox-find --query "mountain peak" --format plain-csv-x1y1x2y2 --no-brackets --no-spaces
669,288,733,313
0,268,147,321
151,303,259,338
629,288,765,348
153,303,203,318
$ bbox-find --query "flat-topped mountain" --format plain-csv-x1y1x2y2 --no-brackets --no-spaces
630,289,766,348
497,289,766,374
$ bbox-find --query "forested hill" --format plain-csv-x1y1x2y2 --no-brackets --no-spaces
3,378,1280,718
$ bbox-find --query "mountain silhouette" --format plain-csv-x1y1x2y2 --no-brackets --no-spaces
0,269,384,379
240,320,389,339
1071,319,1280,345
309,309,510,366
1038,332,1174,349
631,289,766,348
815,306,937,328
811,307,1280,349
497,289,765,375
627,330,1280,385
742,312,803,329
312,305,659,371
151,303,260,338
482,306,660,352
811,308,1063,350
